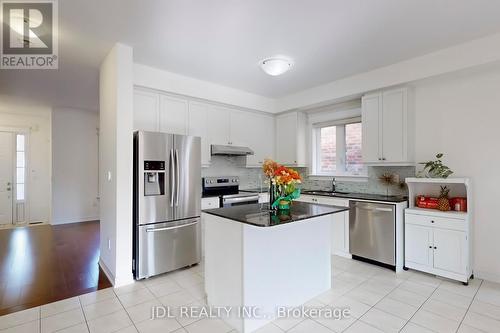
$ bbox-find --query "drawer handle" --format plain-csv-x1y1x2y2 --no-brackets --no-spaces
146,221,198,233
431,220,435,223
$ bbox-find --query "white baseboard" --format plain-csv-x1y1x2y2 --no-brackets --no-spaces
474,270,500,284
51,216,99,225
98,259,135,288
98,259,115,285
114,275,136,288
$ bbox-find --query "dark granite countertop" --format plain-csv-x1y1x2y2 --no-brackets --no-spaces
240,188,268,194
300,190,407,203
203,201,349,227
239,188,407,203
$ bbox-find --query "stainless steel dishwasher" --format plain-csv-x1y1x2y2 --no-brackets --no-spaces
349,201,395,268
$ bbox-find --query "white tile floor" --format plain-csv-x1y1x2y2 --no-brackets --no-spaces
1,256,500,333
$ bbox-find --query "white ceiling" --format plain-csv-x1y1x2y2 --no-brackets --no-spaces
2,0,500,111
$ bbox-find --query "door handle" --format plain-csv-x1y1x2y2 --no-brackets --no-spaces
354,206,392,212
175,149,180,206
146,221,198,233
169,149,175,207
373,207,393,212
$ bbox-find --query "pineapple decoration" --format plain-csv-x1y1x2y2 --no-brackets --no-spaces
437,186,451,211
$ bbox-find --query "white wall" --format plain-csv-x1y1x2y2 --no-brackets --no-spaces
99,43,134,287
52,108,99,224
277,32,500,112
413,66,500,282
0,98,51,223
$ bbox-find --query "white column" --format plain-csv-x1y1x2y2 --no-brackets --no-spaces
98,43,134,287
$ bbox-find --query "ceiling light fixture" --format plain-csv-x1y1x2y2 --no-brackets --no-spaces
260,57,293,76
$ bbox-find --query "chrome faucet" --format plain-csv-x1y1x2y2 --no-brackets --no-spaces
332,177,336,193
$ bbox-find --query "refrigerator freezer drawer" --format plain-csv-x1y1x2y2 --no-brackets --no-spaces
136,218,201,279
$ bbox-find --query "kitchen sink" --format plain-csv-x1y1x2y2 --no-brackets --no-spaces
301,190,350,196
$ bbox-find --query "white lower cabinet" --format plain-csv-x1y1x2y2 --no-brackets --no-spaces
296,195,350,257
405,223,433,267
433,228,467,275
201,197,220,257
405,211,470,283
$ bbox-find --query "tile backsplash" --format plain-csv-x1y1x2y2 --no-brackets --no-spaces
300,166,416,196
201,156,266,189
202,156,416,196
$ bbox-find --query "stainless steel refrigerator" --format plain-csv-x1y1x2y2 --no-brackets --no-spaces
133,131,201,279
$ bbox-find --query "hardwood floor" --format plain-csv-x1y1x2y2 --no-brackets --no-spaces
0,221,112,316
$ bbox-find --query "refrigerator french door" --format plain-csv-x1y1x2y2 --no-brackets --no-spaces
133,131,201,279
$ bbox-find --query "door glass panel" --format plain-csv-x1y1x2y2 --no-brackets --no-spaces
16,134,25,151
16,168,25,183
16,152,25,167
16,183,24,201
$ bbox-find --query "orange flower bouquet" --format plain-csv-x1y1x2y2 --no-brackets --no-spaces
262,159,302,209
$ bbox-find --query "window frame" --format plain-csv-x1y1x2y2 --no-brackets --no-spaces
311,117,366,177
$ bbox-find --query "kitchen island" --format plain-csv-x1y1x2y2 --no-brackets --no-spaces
203,201,349,333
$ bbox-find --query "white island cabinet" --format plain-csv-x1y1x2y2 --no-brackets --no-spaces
204,202,348,333
295,195,350,257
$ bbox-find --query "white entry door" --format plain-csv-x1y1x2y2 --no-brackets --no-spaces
0,132,13,225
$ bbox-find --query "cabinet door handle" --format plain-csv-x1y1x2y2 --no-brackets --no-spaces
382,157,386,160
431,220,435,223
429,246,432,248
434,246,437,249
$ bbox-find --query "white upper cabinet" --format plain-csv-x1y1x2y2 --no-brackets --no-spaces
188,101,210,166
361,93,381,163
362,87,414,164
207,106,231,146
133,89,159,131
159,95,188,135
133,88,275,168
382,89,408,162
275,111,307,166
230,111,275,166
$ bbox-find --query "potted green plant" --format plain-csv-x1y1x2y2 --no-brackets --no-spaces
418,153,454,178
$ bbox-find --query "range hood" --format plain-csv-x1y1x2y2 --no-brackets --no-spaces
211,144,254,156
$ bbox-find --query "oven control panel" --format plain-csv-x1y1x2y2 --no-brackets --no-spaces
203,177,239,188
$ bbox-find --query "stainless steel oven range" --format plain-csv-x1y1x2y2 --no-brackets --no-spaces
202,177,259,207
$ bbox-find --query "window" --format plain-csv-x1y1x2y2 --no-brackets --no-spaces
313,118,365,176
16,134,26,201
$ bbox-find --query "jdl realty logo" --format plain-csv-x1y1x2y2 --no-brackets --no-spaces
1,0,58,69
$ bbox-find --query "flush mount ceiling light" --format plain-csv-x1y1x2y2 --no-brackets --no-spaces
260,57,293,76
